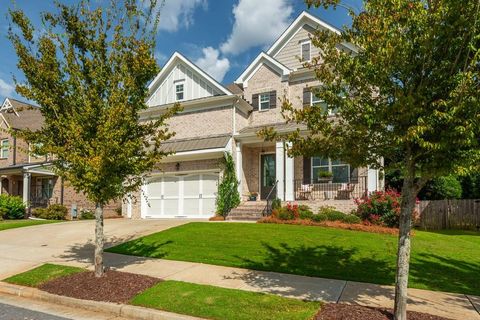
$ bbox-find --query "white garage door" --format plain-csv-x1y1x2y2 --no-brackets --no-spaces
143,173,218,218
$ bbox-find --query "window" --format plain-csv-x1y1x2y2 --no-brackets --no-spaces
0,139,9,159
41,178,54,199
301,41,311,62
312,157,350,183
175,83,184,101
259,93,270,111
311,92,328,112
30,142,43,159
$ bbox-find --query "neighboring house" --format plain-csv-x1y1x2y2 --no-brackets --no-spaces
127,11,384,219
0,98,119,217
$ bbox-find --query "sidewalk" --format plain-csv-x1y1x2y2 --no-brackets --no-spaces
59,252,479,320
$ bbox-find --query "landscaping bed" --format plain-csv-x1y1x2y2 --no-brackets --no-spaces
315,303,451,320
107,222,480,296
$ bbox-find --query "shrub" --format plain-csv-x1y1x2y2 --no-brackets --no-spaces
325,211,348,221
34,204,68,220
312,213,327,222
80,210,95,220
0,195,26,219
216,152,241,217
277,207,295,220
271,198,282,210
299,209,314,220
355,190,402,227
418,175,462,200
341,214,361,224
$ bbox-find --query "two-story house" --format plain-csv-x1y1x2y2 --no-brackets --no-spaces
126,11,384,219
0,98,119,217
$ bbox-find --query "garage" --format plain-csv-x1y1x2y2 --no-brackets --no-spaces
142,173,219,218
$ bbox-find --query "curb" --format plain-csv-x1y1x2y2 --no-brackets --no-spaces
0,281,203,320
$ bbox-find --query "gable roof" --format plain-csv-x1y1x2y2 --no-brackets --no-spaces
0,98,44,131
235,52,290,86
267,11,347,57
148,52,233,97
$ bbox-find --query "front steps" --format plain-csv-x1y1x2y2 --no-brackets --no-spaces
226,201,267,221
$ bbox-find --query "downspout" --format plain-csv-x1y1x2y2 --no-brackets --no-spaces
12,135,16,165
60,177,64,205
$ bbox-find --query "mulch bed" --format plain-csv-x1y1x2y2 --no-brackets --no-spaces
39,269,161,304
315,303,451,320
258,217,406,235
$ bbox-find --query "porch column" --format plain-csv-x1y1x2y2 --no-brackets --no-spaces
235,141,243,197
285,142,294,201
275,141,285,201
367,166,379,192
23,172,31,210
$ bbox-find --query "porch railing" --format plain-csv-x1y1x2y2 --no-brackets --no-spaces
263,180,278,216
293,176,368,201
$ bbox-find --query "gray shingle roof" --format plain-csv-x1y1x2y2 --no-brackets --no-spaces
2,99,44,131
160,135,230,153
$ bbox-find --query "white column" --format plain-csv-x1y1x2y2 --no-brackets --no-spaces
235,141,243,197
285,142,294,201
23,172,31,209
367,166,378,192
275,141,285,201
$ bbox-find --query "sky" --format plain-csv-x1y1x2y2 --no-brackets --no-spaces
0,0,361,102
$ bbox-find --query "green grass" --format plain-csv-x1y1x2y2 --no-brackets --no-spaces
4,264,85,287
0,219,61,231
107,222,480,296
131,280,321,320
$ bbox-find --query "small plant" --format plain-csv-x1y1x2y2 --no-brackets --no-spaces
0,195,26,219
80,210,95,220
298,205,314,220
317,170,333,178
341,214,361,224
312,213,328,222
33,204,68,220
271,198,282,210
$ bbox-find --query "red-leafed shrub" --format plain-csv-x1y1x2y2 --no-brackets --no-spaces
355,190,402,227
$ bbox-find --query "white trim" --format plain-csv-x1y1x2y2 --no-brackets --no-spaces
0,98,19,116
275,141,285,201
311,157,350,183
258,93,271,111
235,52,290,86
300,40,311,62
285,141,294,201
174,80,185,102
267,11,342,57
149,52,232,97
0,139,9,159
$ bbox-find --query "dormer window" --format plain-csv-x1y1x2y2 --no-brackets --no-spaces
175,82,184,101
301,40,311,62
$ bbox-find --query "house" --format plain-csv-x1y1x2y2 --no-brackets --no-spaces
0,98,120,217
127,11,384,219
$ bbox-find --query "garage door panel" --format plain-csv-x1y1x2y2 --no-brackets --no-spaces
144,173,218,218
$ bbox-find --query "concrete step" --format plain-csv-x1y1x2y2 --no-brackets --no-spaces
226,215,263,221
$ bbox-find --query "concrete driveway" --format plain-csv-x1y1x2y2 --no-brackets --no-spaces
0,218,192,279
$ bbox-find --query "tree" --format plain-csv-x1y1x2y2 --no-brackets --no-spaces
216,152,241,218
8,0,179,277
265,1,480,319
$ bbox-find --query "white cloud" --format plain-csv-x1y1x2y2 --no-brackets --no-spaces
158,0,207,32
154,50,168,65
0,78,14,97
194,47,230,82
220,0,294,55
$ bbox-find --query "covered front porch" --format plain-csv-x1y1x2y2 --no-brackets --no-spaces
234,137,382,205
0,163,60,211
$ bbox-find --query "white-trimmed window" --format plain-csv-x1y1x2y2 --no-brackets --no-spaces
312,157,350,183
301,40,311,62
175,82,184,101
259,93,270,111
0,139,9,159
311,92,328,112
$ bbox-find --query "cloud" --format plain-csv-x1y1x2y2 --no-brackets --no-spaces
0,78,14,97
154,50,168,65
194,47,230,82
158,0,207,32
220,0,294,55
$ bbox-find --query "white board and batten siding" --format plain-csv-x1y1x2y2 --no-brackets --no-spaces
147,62,224,107
142,173,219,219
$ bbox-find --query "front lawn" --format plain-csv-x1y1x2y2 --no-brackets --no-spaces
0,219,61,231
107,222,480,296
132,281,320,320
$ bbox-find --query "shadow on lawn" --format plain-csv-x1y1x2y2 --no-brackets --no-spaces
56,235,173,270
227,242,480,303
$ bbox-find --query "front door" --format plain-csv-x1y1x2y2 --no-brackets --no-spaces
260,154,276,199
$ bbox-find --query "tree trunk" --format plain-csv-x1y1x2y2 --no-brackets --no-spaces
393,171,417,320
94,203,104,277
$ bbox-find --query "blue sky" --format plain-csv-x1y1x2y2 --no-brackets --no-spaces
0,0,361,101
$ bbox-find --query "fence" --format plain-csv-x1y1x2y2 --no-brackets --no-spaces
294,176,368,201
418,199,480,230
